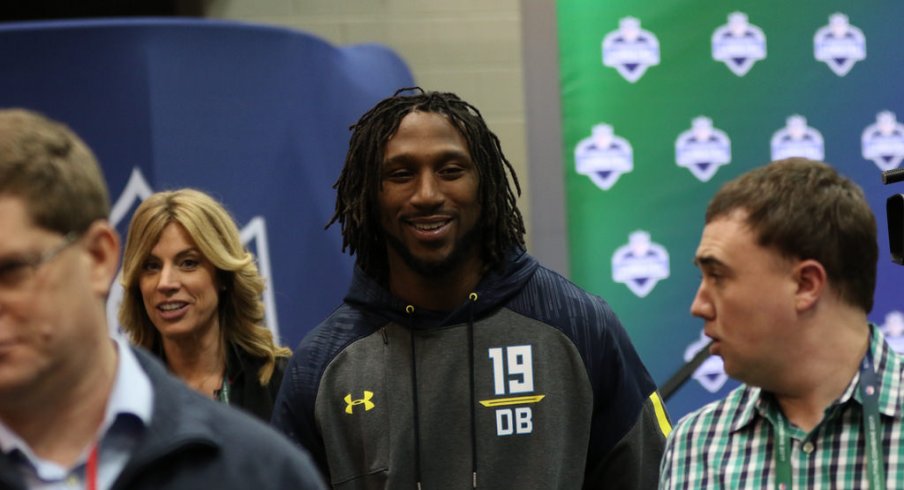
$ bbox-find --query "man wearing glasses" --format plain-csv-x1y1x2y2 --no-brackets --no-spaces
0,109,326,489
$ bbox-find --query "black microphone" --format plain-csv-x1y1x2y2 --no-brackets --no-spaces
660,340,714,401
882,168,904,185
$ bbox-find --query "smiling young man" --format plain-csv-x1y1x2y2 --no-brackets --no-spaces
660,158,904,489
0,109,326,490
272,88,670,489
377,110,483,311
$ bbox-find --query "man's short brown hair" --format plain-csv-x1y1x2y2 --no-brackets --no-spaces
706,157,877,312
0,108,110,234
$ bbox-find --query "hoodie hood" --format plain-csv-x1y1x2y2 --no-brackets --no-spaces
344,248,540,329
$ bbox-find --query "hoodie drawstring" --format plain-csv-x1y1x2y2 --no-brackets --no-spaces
406,304,423,490
467,292,479,489
406,293,480,489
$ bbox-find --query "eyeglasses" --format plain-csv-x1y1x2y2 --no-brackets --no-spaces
0,232,80,292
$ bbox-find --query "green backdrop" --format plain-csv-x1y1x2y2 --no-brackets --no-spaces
557,1,904,419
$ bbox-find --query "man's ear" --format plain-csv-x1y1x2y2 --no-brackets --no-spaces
82,220,121,297
794,259,827,311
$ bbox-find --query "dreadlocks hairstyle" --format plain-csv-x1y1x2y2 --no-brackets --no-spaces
328,87,526,280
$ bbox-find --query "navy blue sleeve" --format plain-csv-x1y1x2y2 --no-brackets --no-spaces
271,339,330,478
507,266,668,488
271,304,387,483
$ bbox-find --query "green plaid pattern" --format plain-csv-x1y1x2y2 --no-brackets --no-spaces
660,325,904,489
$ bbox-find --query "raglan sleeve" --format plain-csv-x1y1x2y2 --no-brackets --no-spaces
270,343,331,480
582,304,672,489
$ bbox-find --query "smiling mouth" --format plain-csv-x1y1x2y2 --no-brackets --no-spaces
412,221,449,232
405,215,453,238
158,302,188,312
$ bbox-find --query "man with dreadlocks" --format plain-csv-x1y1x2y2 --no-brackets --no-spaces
271,88,670,489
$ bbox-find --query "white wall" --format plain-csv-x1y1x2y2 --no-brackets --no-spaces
206,0,534,249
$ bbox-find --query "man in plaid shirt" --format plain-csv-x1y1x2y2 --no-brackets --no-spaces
661,158,902,489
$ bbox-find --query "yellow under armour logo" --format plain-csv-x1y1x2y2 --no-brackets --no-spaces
344,390,375,414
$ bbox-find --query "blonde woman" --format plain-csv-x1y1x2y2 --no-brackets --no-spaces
119,188,290,421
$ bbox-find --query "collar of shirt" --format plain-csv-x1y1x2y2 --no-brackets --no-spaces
0,334,154,481
730,323,904,434
101,335,154,432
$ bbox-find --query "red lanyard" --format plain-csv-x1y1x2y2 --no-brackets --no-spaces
86,444,99,490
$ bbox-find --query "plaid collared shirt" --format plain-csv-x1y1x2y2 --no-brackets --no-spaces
660,325,904,489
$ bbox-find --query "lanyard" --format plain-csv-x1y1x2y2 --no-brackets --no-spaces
773,350,885,490
216,374,231,405
86,444,99,490
859,350,886,490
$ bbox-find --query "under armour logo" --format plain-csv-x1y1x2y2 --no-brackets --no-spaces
344,390,375,414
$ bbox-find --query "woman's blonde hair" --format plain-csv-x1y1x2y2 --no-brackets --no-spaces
118,188,290,384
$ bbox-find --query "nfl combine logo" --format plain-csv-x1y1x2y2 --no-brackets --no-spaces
602,17,660,83
684,331,728,393
675,116,731,182
574,124,633,191
814,13,866,77
862,111,904,171
711,12,766,77
611,231,669,298
771,115,824,161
